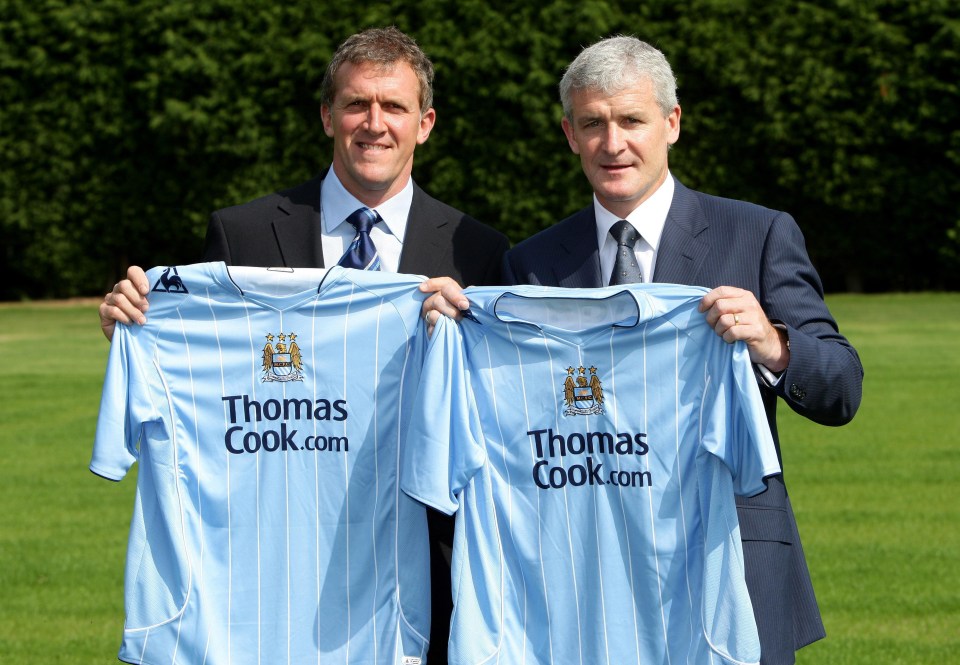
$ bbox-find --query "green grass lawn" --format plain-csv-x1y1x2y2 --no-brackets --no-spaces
1,294,958,664
785,293,960,664
0,301,129,663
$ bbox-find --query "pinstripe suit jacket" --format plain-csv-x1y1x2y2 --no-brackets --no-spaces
503,178,863,664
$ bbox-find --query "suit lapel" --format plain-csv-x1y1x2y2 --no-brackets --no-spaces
272,174,326,268
652,180,709,285
554,207,604,288
398,185,448,276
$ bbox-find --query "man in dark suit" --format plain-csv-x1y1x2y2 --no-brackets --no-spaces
99,27,508,665
100,26,506,335
423,36,863,664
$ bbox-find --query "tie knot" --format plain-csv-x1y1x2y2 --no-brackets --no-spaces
346,207,379,234
610,220,640,249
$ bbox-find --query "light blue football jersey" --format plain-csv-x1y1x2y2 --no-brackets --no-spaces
401,284,781,665
92,263,432,665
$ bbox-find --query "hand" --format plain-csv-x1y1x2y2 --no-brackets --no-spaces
699,286,790,373
99,266,150,341
419,276,469,336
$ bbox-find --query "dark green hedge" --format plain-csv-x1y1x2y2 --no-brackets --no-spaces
2,0,958,298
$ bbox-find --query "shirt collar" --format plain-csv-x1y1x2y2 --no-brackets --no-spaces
321,168,413,242
593,173,675,251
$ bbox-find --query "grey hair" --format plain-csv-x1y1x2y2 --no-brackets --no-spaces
320,26,434,114
560,36,678,120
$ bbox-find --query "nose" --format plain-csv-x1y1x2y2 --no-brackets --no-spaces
365,103,385,133
600,124,623,154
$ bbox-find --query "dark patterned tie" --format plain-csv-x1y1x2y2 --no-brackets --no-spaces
338,207,382,271
608,220,642,285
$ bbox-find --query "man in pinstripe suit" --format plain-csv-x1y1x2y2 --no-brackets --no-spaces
424,35,863,664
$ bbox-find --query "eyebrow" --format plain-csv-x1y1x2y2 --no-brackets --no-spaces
575,111,604,124
338,93,412,110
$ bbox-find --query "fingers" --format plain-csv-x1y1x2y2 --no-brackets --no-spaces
99,268,152,341
423,307,442,337
419,276,455,293
422,301,461,337
421,291,466,337
715,311,750,343
420,276,470,336
700,287,757,327
419,276,469,311
114,280,149,317
99,283,145,331
698,285,740,313
423,289,466,319
699,286,787,369
700,286,761,341
98,299,119,342
127,265,150,295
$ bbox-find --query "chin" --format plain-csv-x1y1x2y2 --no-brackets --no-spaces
597,188,638,203
354,167,395,185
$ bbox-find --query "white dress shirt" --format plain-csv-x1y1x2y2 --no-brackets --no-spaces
320,169,412,273
594,173,675,285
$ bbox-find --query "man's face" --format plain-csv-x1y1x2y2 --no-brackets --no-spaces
561,78,680,219
321,60,436,206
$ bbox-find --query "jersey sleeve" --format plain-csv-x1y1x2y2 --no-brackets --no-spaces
89,324,161,481
401,315,486,515
701,340,781,497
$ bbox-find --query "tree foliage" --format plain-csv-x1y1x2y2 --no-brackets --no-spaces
2,0,957,298
665,0,960,291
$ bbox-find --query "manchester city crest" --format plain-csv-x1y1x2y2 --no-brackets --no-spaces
563,365,604,416
261,332,304,383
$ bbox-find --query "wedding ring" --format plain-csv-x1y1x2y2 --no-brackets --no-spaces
733,313,741,325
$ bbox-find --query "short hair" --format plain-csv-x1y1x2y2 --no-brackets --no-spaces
559,36,678,120
320,26,435,114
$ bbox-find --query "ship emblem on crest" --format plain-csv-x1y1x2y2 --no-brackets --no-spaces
261,332,304,383
563,364,604,416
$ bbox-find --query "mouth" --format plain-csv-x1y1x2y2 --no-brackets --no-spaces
601,163,631,173
356,142,390,152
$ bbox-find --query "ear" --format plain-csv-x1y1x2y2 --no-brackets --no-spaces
561,116,580,155
665,104,681,146
321,104,335,138
416,107,437,145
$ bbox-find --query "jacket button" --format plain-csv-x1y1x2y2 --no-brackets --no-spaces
790,383,806,401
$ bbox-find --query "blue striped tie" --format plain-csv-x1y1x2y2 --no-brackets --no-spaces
338,207,382,271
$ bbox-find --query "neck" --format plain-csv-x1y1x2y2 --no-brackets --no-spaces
330,163,412,208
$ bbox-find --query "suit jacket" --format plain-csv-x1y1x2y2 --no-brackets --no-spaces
503,179,863,665
201,171,509,665
202,170,509,288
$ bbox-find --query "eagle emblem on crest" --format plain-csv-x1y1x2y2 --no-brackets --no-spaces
563,365,604,416
261,332,304,383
